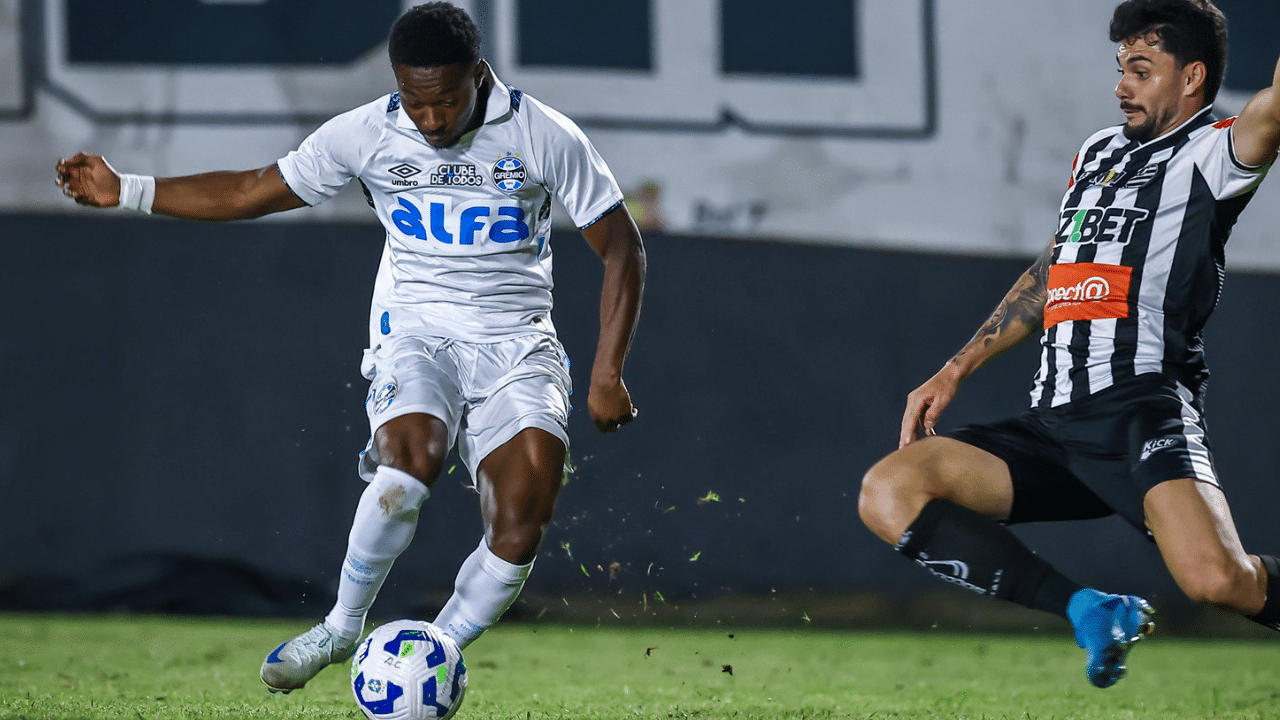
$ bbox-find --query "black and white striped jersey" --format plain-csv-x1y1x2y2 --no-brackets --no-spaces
1030,107,1270,409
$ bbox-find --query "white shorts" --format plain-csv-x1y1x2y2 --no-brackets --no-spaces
357,332,572,486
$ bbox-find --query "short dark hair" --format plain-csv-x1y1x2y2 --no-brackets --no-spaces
1110,0,1228,105
388,2,481,69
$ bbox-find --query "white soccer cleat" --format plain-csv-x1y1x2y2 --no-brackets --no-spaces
260,621,359,693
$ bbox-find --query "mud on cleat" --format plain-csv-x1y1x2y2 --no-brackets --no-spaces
1068,589,1156,689
260,621,359,693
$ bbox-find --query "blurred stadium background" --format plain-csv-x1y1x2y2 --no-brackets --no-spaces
3,0,1280,637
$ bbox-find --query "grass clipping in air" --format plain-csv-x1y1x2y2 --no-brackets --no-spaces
2,613,1278,719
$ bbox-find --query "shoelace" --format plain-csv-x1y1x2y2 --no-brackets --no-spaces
288,625,335,664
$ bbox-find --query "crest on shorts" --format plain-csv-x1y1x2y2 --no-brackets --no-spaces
367,378,398,414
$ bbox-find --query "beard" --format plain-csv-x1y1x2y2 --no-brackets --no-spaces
1120,104,1173,143
1122,114,1158,142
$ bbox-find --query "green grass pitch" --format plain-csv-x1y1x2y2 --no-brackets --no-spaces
1,613,1277,719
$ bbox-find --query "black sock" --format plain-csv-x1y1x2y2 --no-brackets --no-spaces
1247,554,1280,631
896,498,1083,620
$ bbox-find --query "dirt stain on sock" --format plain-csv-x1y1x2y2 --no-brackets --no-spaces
379,486,407,515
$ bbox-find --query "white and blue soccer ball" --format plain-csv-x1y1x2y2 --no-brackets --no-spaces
351,620,468,720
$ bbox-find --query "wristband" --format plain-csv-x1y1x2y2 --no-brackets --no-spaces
117,173,156,214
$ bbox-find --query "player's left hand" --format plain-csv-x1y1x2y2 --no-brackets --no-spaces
588,377,637,433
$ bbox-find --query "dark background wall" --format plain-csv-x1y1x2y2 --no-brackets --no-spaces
3,213,1279,627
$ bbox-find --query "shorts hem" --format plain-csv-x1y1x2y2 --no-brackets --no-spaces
367,403,455,437
465,415,570,484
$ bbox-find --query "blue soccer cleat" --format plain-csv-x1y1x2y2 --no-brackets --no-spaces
1067,589,1155,688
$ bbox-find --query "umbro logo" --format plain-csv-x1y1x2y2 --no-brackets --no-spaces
389,164,422,187
389,163,421,179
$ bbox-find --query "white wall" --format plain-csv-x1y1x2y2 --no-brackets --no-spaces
5,0,1278,269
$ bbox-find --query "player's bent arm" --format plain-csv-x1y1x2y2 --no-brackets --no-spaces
899,238,1053,446
152,165,307,220
1231,56,1280,168
947,237,1053,378
579,203,647,431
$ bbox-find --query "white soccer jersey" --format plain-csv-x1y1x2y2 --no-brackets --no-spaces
1031,107,1270,408
276,68,625,346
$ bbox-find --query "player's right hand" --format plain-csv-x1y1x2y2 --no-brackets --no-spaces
55,153,121,208
898,364,963,448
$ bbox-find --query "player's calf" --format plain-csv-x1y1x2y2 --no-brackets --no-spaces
894,499,1083,615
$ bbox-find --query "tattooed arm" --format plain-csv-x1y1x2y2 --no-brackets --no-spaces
897,239,1054,447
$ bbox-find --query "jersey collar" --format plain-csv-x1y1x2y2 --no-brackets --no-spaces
1130,105,1214,149
393,62,512,138
480,64,513,125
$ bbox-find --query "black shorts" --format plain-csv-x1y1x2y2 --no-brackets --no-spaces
946,373,1218,533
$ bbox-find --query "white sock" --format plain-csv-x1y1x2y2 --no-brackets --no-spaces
434,538,533,649
324,466,429,641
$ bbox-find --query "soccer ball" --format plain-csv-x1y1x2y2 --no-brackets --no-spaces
351,620,468,720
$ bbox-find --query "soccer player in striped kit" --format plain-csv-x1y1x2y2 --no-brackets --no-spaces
56,2,645,694
860,0,1280,688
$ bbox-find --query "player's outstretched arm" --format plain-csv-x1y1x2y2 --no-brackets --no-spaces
899,238,1054,448
56,153,305,220
1232,54,1280,168
580,203,647,434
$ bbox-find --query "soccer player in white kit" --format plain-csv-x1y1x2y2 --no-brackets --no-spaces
55,2,646,693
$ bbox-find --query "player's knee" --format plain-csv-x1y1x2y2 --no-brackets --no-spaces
374,417,449,485
379,450,443,486
491,487,559,564
488,515,547,565
858,462,894,537
859,454,929,545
